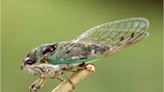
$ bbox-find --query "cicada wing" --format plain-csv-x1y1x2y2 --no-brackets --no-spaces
48,18,149,64
74,17,149,55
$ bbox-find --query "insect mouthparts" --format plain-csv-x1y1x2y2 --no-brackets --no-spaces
21,65,23,70
21,63,24,70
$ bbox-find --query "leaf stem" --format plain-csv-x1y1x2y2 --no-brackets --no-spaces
51,64,96,92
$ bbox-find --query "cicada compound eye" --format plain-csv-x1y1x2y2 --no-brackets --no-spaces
24,57,33,65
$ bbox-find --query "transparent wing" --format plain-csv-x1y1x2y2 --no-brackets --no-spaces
48,17,149,64
75,17,149,55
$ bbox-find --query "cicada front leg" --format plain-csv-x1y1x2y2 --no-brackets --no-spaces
29,67,46,92
45,66,76,89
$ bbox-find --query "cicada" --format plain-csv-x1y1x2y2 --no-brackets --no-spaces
21,18,149,92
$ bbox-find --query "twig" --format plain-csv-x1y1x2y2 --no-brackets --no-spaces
51,64,96,92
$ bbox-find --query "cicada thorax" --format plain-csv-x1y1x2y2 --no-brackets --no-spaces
38,44,57,63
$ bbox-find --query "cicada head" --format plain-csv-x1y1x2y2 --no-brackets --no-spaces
21,49,39,70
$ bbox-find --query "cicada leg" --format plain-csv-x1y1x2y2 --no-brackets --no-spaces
45,68,75,89
56,76,64,82
63,73,75,89
29,67,46,92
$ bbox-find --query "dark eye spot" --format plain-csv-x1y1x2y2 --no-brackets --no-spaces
24,58,34,65
27,60,32,64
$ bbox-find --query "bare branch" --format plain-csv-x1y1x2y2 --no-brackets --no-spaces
51,64,96,92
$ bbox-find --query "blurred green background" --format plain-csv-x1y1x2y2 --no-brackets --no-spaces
2,0,162,92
